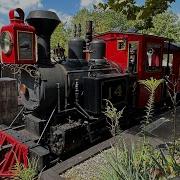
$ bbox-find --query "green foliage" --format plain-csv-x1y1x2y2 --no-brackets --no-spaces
99,78,180,180
98,133,180,179
103,99,125,136
72,9,128,35
72,8,91,36
11,158,38,180
50,8,180,56
139,77,164,95
142,0,175,18
50,23,71,55
151,146,180,178
73,8,180,42
139,77,164,125
99,140,159,180
97,0,139,20
143,11,180,42
97,75,180,180
97,0,176,29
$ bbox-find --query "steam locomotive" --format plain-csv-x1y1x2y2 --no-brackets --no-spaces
1,7,180,177
0,9,131,176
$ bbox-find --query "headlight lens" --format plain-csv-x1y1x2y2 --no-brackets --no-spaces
0,32,13,55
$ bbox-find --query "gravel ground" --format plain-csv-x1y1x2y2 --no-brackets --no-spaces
60,149,112,180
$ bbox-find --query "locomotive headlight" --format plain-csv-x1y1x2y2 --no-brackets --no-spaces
0,32,13,55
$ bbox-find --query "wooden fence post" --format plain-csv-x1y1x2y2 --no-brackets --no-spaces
0,78,18,125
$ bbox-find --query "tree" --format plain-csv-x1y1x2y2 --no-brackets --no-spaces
72,8,129,35
97,0,176,29
143,11,180,42
50,6,180,56
51,23,72,55
51,9,130,54
71,8,91,36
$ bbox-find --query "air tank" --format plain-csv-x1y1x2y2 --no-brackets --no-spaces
89,39,106,64
68,38,86,60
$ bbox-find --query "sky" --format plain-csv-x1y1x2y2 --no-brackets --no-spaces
0,0,179,26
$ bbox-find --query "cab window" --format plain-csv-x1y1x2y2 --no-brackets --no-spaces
128,42,138,73
117,39,126,50
146,43,161,71
163,54,173,67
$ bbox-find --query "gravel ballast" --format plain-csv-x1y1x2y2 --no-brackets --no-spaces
61,149,110,180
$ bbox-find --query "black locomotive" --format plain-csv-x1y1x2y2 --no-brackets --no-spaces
0,9,130,172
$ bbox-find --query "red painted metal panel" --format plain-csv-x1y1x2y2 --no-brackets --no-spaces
0,130,29,177
172,52,180,79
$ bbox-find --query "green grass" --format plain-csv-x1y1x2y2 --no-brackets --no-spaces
99,139,159,180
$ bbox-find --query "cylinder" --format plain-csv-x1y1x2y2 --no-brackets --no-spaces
68,38,86,59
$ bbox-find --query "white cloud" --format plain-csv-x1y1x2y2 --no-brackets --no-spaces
48,9,72,26
0,0,43,14
80,0,104,9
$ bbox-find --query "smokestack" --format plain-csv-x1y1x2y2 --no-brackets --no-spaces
26,10,60,65
85,21,93,43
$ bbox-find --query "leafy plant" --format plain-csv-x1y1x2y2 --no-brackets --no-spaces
142,11,180,42
103,99,125,136
97,0,176,30
151,146,180,179
147,76,180,179
99,77,180,180
139,77,164,126
11,158,38,180
99,139,159,180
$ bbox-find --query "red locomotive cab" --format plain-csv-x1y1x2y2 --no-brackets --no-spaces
0,8,36,64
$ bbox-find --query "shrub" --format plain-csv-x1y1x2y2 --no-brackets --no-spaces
99,139,159,180
103,99,125,136
99,78,180,180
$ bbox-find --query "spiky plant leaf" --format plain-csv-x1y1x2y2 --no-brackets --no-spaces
139,77,164,93
139,77,164,125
